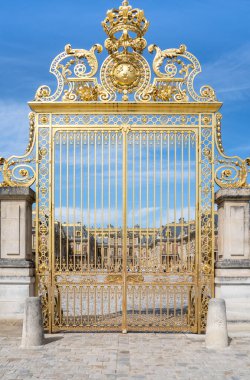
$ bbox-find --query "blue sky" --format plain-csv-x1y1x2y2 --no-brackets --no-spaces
0,0,250,159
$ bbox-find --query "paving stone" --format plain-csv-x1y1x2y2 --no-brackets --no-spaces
0,322,250,379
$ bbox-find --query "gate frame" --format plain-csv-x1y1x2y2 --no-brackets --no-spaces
29,101,222,333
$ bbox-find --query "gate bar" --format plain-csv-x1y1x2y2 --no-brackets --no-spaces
122,128,127,333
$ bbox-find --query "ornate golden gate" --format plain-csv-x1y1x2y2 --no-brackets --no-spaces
1,1,249,333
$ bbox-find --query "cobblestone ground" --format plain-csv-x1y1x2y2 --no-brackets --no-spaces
0,322,250,380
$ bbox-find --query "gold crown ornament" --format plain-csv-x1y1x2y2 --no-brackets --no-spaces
102,1,149,53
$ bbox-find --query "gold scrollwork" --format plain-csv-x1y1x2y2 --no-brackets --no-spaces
0,111,36,188
141,44,216,103
149,44,187,78
105,274,144,284
105,274,123,283
64,43,103,77
33,1,217,104
57,278,97,286
215,113,250,188
0,155,35,188
35,44,103,102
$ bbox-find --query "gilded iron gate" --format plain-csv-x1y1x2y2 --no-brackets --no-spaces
42,113,212,333
1,0,249,333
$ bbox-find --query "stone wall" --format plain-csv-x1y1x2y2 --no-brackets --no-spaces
215,188,250,324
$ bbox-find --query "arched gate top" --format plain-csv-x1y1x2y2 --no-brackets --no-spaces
34,0,217,104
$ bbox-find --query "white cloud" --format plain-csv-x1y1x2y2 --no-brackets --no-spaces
201,44,250,102
55,207,122,227
54,206,196,227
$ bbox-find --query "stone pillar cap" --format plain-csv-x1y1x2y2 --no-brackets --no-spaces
0,187,36,203
215,188,250,204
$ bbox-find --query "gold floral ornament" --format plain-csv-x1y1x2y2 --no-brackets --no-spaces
215,113,250,188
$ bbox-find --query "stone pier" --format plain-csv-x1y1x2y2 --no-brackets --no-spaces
215,188,250,324
0,187,36,319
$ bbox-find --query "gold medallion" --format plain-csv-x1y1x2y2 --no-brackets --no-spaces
113,63,138,86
